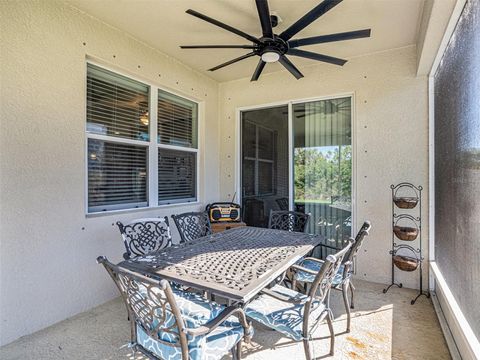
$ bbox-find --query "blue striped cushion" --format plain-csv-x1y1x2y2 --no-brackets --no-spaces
135,287,247,360
294,259,345,285
245,285,326,341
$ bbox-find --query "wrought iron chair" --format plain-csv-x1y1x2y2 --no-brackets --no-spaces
275,197,289,211
117,217,172,260
292,221,372,332
245,241,353,359
171,211,212,243
268,210,311,233
97,256,252,360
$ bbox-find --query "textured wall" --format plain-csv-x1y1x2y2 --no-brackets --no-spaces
0,0,219,346
218,46,429,289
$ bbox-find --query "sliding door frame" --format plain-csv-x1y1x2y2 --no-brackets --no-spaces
235,92,356,232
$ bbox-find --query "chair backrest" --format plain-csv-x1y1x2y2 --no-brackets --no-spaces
344,221,371,265
268,210,311,233
243,198,266,227
171,211,212,243
97,256,189,358
307,240,353,306
117,217,172,260
275,197,289,211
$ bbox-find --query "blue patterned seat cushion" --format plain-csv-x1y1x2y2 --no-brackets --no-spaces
245,284,326,341
135,287,246,360
137,322,244,360
294,259,345,285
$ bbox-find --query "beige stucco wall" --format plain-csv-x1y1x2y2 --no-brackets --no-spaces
218,46,429,290
0,0,219,346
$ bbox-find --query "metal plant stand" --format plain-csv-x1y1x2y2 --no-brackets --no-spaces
383,183,430,304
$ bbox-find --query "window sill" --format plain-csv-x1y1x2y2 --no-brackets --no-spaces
85,201,201,218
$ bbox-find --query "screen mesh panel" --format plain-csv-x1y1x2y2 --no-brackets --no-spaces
434,0,480,335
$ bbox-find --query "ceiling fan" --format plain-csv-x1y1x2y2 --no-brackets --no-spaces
180,0,371,81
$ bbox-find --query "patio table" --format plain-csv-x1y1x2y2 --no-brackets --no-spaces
118,227,325,303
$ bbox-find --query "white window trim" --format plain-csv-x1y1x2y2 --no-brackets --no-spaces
85,60,201,215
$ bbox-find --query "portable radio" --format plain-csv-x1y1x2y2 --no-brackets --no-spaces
206,202,241,223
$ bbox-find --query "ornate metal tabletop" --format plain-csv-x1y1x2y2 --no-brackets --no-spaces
119,227,324,302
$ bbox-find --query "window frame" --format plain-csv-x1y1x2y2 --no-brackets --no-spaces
85,60,200,215
242,120,276,197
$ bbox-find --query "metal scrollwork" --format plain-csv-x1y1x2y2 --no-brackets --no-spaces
312,241,352,303
117,217,172,259
172,211,212,243
268,210,311,233
117,273,180,343
98,257,182,346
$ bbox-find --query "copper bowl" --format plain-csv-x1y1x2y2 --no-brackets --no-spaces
393,226,418,241
393,197,418,209
393,255,419,271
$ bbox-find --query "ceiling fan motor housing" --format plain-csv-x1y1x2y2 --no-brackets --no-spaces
257,36,289,56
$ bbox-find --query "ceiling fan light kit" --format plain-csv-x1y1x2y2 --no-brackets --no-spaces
181,0,371,81
261,50,280,63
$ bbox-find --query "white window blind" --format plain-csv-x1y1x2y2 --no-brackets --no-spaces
158,91,197,148
157,90,198,205
87,64,149,141
86,63,199,213
88,139,148,212
158,149,197,204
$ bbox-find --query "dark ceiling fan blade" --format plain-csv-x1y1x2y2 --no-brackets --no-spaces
181,45,256,49
279,0,343,41
289,29,371,47
251,59,266,81
278,55,304,79
288,48,347,66
255,0,273,38
186,9,261,44
208,52,256,71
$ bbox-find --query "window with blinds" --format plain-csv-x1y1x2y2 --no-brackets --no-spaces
157,90,198,205
87,64,149,141
88,139,148,211
158,149,196,204
86,63,199,213
158,91,197,148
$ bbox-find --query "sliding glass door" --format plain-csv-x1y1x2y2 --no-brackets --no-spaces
293,97,352,246
240,96,352,242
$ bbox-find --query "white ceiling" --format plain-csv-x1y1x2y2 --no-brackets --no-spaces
68,0,425,82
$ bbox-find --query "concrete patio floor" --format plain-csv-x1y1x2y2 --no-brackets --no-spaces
1,280,450,360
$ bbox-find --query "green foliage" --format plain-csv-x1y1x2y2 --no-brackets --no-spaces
294,145,352,203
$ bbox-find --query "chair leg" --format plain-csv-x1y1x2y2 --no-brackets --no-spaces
349,282,355,309
326,311,335,356
326,288,331,310
302,339,312,360
342,282,351,333
236,339,243,360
